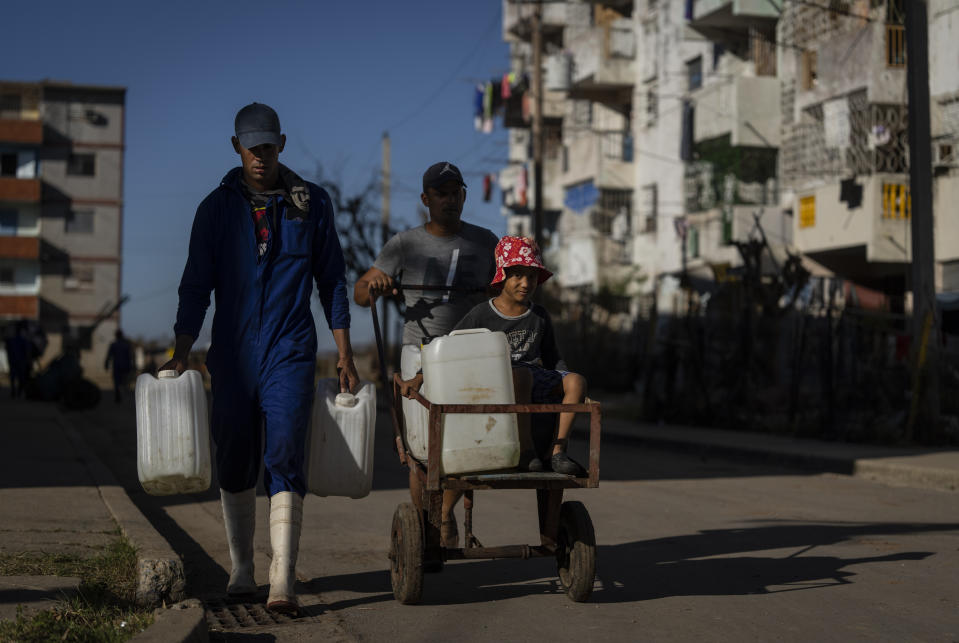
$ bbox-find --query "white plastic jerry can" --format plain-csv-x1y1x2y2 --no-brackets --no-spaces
135,369,212,496
400,344,429,462
307,378,376,499
419,328,520,475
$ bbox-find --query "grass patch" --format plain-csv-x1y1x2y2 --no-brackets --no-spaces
0,533,154,642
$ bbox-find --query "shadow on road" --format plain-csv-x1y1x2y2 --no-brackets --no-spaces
308,520,955,607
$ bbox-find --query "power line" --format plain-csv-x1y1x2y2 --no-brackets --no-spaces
383,11,502,134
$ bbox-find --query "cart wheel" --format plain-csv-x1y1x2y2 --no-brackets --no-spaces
556,501,596,602
389,503,424,604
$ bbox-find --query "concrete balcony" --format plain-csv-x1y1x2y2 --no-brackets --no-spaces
503,0,566,43
693,74,780,147
563,130,634,191
792,174,915,285
0,236,40,260
0,294,39,318
0,178,41,203
0,119,43,145
566,22,635,101
795,21,907,113
689,0,779,34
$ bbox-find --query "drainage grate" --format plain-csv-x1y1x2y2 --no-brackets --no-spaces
205,599,301,630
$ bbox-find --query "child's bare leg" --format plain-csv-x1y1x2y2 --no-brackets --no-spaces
511,366,534,456
551,373,587,456
441,490,463,548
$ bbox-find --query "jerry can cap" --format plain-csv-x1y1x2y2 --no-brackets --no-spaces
335,392,357,407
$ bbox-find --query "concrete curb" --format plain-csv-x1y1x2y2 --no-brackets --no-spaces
130,599,208,643
601,418,959,493
55,414,186,607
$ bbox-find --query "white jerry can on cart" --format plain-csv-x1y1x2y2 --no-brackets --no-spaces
307,378,376,499
406,328,520,475
135,369,211,496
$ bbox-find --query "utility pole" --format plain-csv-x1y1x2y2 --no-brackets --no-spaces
904,0,939,442
531,1,545,247
381,132,392,365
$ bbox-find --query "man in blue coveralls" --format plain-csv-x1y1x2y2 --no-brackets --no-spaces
161,103,359,613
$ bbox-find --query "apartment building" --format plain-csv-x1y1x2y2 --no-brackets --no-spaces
778,0,959,304
499,0,958,322
0,80,125,374
501,0,638,321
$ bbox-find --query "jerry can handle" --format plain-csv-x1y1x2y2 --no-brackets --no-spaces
449,328,491,336
158,370,179,379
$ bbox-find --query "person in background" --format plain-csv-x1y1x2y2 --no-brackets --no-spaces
104,329,134,403
160,102,359,613
4,320,30,398
353,161,497,549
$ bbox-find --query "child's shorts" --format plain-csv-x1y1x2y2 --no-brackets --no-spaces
522,363,571,403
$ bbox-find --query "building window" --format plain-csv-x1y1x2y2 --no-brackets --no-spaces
882,183,911,219
799,195,816,228
0,209,18,235
885,24,905,68
645,84,658,127
0,152,16,177
688,225,700,258
0,94,21,119
801,50,818,90
66,153,95,176
687,56,703,91
0,266,14,287
65,210,94,234
572,100,592,129
939,143,955,164
641,183,658,233
64,266,94,291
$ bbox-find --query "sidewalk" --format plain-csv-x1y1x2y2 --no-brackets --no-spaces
601,415,959,492
0,393,206,642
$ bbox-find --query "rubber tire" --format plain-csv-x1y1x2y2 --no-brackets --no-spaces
556,501,596,602
390,503,424,604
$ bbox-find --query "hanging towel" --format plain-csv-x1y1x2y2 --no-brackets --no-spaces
519,165,528,208
474,85,485,131
483,82,493,121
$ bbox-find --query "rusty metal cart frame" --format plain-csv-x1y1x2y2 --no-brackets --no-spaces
369,286,602,604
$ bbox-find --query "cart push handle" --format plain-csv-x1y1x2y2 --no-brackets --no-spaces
368,283,486,464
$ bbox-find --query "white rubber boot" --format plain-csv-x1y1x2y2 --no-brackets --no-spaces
266,491,303,613
220,488,257,596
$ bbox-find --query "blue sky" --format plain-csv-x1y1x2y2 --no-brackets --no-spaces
4,0,510,351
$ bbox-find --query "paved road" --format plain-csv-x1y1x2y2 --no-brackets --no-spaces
69,396,959,642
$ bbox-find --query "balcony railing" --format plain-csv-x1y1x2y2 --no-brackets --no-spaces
882,182,911,219
0,294,39,318
0,178,41,202
0,236,40,259
0,119,43,144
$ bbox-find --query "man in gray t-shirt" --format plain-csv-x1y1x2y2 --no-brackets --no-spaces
373,222,497,345
354,161,497,345
354,161,497,550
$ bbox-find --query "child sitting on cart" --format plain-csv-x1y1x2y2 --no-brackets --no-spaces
401,236,586,475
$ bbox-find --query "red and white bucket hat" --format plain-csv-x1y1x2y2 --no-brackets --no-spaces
491,236,553,286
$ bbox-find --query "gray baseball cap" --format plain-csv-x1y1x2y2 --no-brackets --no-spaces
422,161,467,192
234,102,282,150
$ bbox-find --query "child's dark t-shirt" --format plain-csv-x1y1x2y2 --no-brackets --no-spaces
453,298,567,371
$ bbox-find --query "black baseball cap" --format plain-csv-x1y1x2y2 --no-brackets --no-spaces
422,161,467,193
234,102,282,150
